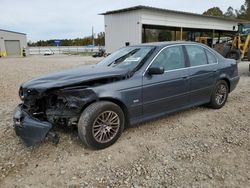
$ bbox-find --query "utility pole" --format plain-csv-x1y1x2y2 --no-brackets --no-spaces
92,26,95,46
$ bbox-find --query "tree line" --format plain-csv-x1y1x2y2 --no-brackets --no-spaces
203,0,250,20
28,32,105,47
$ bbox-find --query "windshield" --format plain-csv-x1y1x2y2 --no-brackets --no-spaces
97,46,154,70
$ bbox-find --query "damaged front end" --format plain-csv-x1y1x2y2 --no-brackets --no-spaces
13,66,130,146
14,86,97,146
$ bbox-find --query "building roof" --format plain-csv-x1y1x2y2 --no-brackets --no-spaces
100,5,248,23
0,29,26,35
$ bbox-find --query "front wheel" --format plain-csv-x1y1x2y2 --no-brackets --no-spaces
209,80,229,109
78,101,124,150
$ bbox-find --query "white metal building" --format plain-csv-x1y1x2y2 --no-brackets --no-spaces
101,6,244,53
0,29,27,57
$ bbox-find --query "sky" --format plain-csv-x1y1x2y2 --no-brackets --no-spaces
0,0,245,42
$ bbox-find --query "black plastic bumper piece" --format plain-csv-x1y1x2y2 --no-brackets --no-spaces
13,105,52,147
230,76,240,93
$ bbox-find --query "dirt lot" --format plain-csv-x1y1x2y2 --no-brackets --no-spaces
0,55,249,188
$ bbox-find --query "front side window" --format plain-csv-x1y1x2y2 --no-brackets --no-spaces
186,46,207,67
206,50,217,64
151,46,185,71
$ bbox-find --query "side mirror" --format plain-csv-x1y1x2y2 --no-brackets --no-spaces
148,67,165,75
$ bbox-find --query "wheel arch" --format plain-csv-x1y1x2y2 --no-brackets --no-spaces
218,77,231,92
81,97,130,126
99,97,130,126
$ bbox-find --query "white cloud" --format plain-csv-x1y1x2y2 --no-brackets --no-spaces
0,0,245,41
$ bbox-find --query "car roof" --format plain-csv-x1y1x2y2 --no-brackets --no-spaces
132,41,205,48
134,41,225,60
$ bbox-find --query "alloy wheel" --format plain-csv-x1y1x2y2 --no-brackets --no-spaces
92,111,120,143
215,84,227,105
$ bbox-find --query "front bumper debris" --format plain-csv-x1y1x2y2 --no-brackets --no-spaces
13,105,52,146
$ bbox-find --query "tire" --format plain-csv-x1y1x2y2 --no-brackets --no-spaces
209,80,229,109
78,101,125,150
226,49,241,60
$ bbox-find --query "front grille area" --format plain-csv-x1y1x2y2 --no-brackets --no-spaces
22,97,47,120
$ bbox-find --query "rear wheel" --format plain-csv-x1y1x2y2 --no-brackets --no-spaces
78,101,124,150
209,80,229,109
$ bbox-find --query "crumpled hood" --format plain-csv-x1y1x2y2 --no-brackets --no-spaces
21,65,130,93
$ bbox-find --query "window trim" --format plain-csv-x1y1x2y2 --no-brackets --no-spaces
143,44,187,75
149,45,186,72
185,45,209,67
143,44,218,76
205,48,218,64
184,45,218,68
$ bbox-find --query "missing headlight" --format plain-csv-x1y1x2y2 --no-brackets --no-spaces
48,95,68,108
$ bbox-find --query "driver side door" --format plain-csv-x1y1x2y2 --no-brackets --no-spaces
142,45,190,117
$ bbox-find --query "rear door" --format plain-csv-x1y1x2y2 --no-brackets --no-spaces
142,45,190,117
184,45,218,104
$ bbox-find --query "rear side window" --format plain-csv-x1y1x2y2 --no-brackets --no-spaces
151,46,185,71
186,46,207,67
206,50,217,64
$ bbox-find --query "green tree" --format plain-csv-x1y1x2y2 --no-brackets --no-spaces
95,32,105,46
236,5,247,19
243,0,250,20
224,6,237,18
28,32,106,46
204,1,250,20
203,7,223,16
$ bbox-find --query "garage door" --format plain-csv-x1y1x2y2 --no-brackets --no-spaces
4,40,21,57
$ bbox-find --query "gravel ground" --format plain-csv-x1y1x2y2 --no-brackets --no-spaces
0,55,249,188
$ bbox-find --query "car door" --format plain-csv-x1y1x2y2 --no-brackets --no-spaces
184,45,218,104
142,45,190,117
